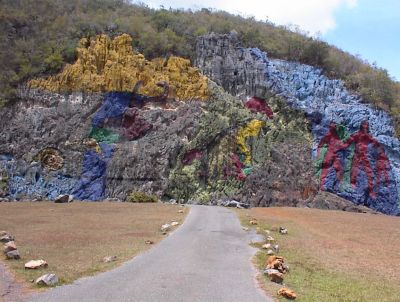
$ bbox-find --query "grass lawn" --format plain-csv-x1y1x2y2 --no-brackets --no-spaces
0,202,188,288
236,207,400,302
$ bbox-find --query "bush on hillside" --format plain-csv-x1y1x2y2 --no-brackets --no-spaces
126,191,158,203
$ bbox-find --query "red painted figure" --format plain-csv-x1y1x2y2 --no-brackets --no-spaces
181,149,203,165
376,146,391,188
227,154,246,181
317,122,346,190
342,120,386,198
245,97,273,118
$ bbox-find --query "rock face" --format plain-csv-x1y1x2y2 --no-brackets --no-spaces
0,32,398,215
0,89,102,200
29,34,208,100
196,33,400,215
0,88,203,201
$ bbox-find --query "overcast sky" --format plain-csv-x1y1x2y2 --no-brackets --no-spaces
137,0,400,81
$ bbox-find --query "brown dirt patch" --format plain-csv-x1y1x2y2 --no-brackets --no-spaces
249,207,400,284
0,202,187,296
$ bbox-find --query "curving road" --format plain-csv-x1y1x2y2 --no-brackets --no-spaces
28,205,271,302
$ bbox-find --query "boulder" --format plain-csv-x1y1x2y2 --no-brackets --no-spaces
54,194,73,203
267,270,284,283
266,256,288,274
35,273,58,286
223,200,249,209
0,234,14,243
161,224,170,233
264,268,281,275
25,260,48,269
6,250,20,260
103,255,117,263
170,221,179,227
278,288,297,300
279,227,288,234
3,241,17,253
262,243,271,249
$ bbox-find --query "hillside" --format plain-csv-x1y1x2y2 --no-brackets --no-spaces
0,31,399,216
1,0,399,134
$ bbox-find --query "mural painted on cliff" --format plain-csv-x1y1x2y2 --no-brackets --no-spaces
0,34,211,202
232,46,399,215
316,120,394,205
196,34,399,215
29,34,209,100
180,96,273,183
0,90,154,201
74,89,158,200
227,97,273,181
253,49,399,215
0,154,77,200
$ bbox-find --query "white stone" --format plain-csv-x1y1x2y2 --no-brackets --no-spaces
25,260,48,269
35,273,58,286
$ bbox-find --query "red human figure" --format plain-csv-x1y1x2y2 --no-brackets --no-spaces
343,120,383,198
317,122,346,190
376,146,391,188
245,97,273,118
225,154,246,181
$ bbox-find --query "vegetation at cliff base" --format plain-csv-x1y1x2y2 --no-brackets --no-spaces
1,0,399,132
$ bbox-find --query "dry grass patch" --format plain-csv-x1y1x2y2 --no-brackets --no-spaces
236,207,400,302
0,202,188,287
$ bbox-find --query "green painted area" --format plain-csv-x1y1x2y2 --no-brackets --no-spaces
167,82,313,202
315,145,328,178
316,124,353,189
89,127,119,144
243,167,253,176
342,144,355,187
0,172,8,190
336,123,350,141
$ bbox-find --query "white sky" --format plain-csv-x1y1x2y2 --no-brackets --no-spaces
140,0,358,35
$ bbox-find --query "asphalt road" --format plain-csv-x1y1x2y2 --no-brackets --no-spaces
28,205,272,302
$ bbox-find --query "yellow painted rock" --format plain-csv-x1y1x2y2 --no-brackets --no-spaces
29,34,208,100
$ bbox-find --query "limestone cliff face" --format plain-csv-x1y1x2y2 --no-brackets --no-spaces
196,33,400,215
1,33,398,215
29,34,208,100
0,88,203,201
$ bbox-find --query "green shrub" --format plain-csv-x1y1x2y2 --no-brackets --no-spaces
0,173,8,190
126,191,158,203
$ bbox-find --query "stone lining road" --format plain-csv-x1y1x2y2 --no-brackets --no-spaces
28,205,272,302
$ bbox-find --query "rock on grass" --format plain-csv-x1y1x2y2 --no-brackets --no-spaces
36,274,58,286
